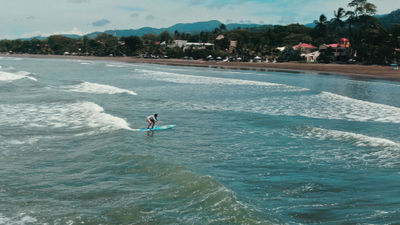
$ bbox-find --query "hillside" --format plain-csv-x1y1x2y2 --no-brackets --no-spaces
22,20,263,40
378,9,400,29
85,20,262,38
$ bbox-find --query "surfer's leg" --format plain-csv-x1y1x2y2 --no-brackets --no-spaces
147,118,152,129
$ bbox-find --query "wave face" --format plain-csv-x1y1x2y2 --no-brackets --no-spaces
64,81,137,96
1,58,400,224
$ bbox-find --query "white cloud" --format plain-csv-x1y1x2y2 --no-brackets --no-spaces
92,19,111,27
18,27,87,39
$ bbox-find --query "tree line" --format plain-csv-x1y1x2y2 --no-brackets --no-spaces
0,0,399,65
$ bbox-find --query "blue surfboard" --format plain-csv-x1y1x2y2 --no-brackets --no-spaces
135,124,176,132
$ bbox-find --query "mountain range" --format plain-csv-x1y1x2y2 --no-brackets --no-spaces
25,9,400,40
25,20,262,40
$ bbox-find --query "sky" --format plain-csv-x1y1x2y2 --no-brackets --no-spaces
0,0,397,39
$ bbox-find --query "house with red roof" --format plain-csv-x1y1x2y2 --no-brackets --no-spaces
292,43,318,54
319,38,351,58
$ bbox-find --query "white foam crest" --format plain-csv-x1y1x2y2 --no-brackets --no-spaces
136,69,308,91
299,127,400,167
243,91,400,123
0,71,36,82
303,127,400,149
65,81,137,96
1,137,40,146
0,102,133,135
0,57,23,61
0,213,37,225
173,91,400,124
106,63,128,68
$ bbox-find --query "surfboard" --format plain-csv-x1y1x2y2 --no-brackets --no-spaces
135,124,176,132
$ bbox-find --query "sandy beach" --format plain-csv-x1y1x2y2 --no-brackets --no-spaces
4,54,400,81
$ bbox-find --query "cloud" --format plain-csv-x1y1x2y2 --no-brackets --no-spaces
239,19,253,24
26,16,35,20
278,16,297,25
92,19,110,27
120,6,146,12
68,0,89,3
130,13,140,18
19,27,86,39
145,15,155,21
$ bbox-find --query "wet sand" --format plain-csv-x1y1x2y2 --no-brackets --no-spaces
4,54,400,81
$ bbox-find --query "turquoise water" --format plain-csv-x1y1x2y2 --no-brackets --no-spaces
1,56,400,224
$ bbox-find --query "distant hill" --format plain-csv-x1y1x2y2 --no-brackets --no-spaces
85,20,262,39
377,9,400,29
22,34,84,41
305,23,316,28
22,20,263,40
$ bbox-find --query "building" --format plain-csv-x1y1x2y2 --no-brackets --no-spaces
293,43,318,54
167,40,214,51
319,38,351,57
301,51,320,62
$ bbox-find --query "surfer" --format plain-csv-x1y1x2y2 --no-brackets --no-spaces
146,113,158,129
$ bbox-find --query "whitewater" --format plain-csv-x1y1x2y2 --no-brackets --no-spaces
0,56,399,224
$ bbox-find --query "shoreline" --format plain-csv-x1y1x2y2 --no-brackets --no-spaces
3,53,400,82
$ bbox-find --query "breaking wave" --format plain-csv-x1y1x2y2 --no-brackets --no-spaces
136,69,309,92
0,71,37,82
0,101,133,136
297,127,400,168
64,81,137,96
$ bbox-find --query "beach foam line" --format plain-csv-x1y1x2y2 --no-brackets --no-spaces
64,81,137,96
106,63,129,68
0,101,133,135
136,69,309,91
0,57,23,61
0,71,37,82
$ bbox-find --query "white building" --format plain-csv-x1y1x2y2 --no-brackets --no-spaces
168,40,214,51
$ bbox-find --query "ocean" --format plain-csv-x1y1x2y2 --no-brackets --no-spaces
0,56,399,224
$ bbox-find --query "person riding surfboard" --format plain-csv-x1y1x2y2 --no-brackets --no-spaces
146,113,158,129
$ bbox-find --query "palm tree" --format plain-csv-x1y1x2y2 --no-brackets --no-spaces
219,24,227,31
331,8,346,35
314,14,328,38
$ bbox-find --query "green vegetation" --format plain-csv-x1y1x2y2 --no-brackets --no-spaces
1,0,399,65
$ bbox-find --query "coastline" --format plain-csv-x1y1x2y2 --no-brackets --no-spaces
3,53,400,82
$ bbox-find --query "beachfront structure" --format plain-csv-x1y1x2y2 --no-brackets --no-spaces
166,40,214,51
319,38,351,57
293,43,318,54
301,51,321,62
276,46,286,52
